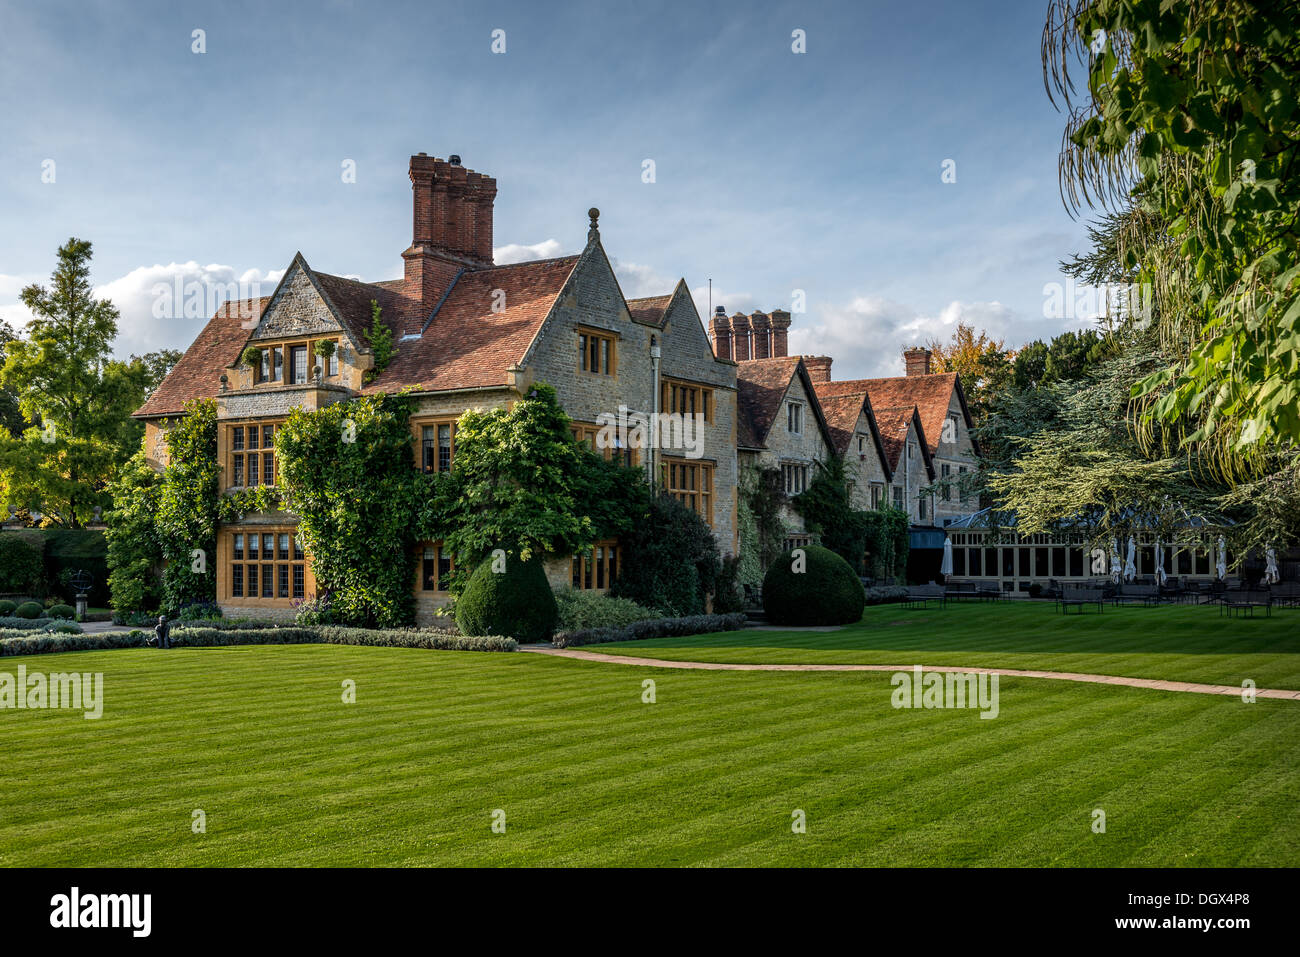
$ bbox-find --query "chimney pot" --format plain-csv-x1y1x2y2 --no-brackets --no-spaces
731,311,751,361
709,307,732,360
803,356,833,382
769,308,791,357
904,347,933,377
750,311,771,360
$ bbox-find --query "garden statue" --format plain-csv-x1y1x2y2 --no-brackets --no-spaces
151,614,171,649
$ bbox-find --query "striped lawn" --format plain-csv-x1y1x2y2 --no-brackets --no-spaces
1,644,1296,866
602,602,1300,689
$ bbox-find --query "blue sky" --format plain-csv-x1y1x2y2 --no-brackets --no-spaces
0,0,1100,377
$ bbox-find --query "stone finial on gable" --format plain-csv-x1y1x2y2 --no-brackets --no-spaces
587,207,600,244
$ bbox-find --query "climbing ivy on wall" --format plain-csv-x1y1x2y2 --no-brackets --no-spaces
276,392,438,627
106,398,224,614
155,399,222,610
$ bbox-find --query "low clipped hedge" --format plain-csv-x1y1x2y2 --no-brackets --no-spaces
552,612,746,648
1,629,146,656
0,616,83,633
864,585,910,605
14,601,44,620
1,624,516,657
171,625,516,652
762,545,865,626
553,589,657,631
455,556,557,643
0,600,16,616
47,604,77,620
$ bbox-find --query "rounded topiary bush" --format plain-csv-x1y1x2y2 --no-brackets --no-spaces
455,555,558,643
14,601,45,620
47,603,77,620
762,544,865,626
0,600,15,616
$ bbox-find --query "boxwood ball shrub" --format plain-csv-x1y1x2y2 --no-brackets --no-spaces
0,600,15,616
14,601,45,620
455,555,557,643
47,604,77,620
762,544,865,626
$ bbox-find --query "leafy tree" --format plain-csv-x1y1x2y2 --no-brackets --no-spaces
612,492,720,617
135,349,182,396
0,320,24,438
0,238,149,526
1011,329,1110,392
363,300,395,384
434,383,644,582
1043,0,1300,461
925,322,1014,422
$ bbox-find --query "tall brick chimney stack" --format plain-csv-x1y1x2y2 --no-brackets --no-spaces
709,306,732,360
403,153,497,313
731,312,751,362
750,312,771,359
769,309,791,357
803,356,833,382
903,346,933,377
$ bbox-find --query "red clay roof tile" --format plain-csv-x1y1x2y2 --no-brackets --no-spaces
133,297,268,418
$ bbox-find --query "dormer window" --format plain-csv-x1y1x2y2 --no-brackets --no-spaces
272,347,284,382
290,345,308,384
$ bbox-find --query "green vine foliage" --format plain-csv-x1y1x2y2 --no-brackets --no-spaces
363,300,395,385
156,399,221,611
276,392,435,627
792,454,909,580
104,447,164,615
738,464,787,585
432,382,646,587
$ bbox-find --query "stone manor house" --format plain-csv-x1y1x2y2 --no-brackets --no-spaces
134,153,980,621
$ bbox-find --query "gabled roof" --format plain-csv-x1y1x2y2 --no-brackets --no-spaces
812,384,894,482
872,404,935,480
313,269,406,343
361,254,579,394
625,293,673,326
735,357,834,452
134,297,269,418
818,371,976,457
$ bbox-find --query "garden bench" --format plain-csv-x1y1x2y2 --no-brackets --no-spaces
1220,590,1272,618
943,581,996,602
1268,583,1300,608
1057,586,1105,614
1110,583,1163,606
902,584,946,609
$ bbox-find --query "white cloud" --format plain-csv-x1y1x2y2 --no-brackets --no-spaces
609,259,674,300
0,262,284,357
787,296,1097,380
494,239,565,264
93,263,284,358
